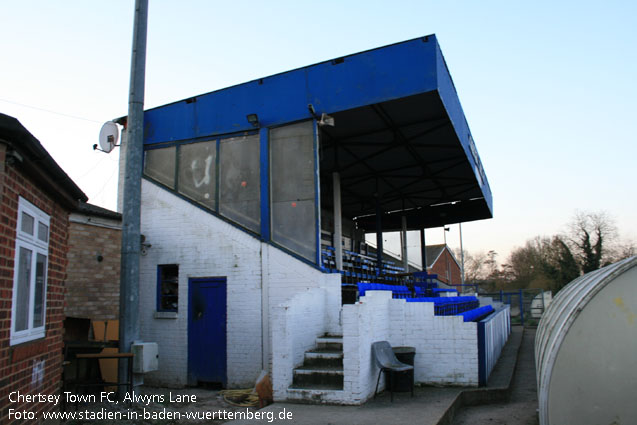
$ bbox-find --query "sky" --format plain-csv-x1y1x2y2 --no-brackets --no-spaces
1,1,635,265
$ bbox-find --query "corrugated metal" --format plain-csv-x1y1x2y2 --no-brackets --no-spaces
535,256,637,425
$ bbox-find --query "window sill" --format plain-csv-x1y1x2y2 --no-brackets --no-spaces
154,311,178,319
11,338,48,362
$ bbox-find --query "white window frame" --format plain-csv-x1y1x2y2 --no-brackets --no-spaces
10,197,50,345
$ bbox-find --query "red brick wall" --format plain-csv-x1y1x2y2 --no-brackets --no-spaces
431,249,462,286
0,157,70,424
65,221,121,320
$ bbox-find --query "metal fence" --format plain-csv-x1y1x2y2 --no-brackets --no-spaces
478,305,511,386
480,288,551,326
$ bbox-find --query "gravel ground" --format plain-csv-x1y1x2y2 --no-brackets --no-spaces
452,328,538,425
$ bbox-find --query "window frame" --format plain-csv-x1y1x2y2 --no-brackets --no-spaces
156,264,179,312
10,197,50,346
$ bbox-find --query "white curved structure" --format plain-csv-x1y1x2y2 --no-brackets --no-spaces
536,256,637,425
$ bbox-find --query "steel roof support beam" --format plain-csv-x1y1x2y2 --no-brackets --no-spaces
370,103,448,199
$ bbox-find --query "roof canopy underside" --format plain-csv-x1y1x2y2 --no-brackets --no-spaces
142,35,493,232
320,91,492,232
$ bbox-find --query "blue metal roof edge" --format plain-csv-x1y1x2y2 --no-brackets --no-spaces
434,42,493,215
143,35,440,144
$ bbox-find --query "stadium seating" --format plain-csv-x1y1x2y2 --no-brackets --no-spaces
458,305,495,322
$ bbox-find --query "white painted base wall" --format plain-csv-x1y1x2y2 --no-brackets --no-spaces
342,291,479,404
271,288,338,400
138,180,340,388
277,291,483,405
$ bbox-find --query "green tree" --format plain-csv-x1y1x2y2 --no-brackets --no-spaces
547,236,580,292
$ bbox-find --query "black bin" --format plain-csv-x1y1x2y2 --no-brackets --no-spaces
390,346,415,392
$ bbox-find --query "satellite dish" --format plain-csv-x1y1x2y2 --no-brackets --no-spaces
97,121,120,153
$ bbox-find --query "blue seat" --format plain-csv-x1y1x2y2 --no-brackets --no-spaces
459,305,494,322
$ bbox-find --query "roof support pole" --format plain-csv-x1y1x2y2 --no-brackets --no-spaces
375,197,383,275
459,222,465,284
119,0,148,396
401,215,408,271
333,172,343,271
420,228,427,272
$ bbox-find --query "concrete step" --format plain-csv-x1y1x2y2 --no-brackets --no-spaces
316,335,343,351
286,386,346,404
292,366,344,388
288,383,344,391
303,350,343,367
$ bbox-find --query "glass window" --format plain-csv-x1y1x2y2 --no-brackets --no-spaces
37,222,49,243
219,135,260,233
15,247,32,332
34,254,47,328
178,140,217,211
21,212,34,235
157,264,179,312
270,121,317,262
144,146,176,189
12,198,49,345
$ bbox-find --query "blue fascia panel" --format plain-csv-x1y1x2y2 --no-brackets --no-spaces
143,36,439,145
435,42,493,215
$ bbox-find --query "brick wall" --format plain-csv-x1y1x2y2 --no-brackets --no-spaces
138,180,340,388
0,157,70,424
339,291,479,404
65,219,121,321
271,287,335,399
431,249,461,285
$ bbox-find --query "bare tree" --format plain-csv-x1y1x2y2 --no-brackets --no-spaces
567,211,617,273
460,250,490,282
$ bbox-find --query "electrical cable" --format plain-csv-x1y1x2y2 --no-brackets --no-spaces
0,97,102,123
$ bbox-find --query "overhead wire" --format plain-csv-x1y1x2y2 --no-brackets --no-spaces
0,97,103,123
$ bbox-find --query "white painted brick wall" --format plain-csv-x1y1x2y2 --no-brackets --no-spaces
337,291,481,404
271,287,335,399
138,180,340,388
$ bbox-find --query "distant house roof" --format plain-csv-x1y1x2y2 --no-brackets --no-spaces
425,244,460,269
0,113,88,208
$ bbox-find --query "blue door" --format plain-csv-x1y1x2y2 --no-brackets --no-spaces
188,277,227,387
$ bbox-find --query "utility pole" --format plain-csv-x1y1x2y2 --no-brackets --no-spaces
119,0,148,395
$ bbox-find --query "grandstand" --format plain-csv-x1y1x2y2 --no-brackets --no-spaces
118,34,503,402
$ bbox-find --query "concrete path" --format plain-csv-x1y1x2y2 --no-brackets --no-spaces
228,326,526,425
451,328,538,425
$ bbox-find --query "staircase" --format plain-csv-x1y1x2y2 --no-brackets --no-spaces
289,334,344,392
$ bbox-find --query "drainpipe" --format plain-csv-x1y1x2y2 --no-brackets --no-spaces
261,244,270,371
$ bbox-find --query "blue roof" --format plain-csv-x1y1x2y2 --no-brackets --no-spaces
142,35,492,229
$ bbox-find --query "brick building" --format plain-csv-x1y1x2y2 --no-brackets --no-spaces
0,113,87,424
425,244,462,286
65,203,121,321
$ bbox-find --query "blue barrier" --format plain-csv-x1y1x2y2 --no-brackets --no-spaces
406,296,479,315
357,282,411,298
459,305,494,322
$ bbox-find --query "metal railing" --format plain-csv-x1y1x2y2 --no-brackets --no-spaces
478,305,511,386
